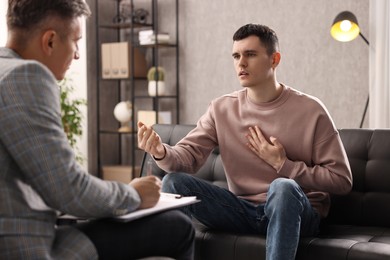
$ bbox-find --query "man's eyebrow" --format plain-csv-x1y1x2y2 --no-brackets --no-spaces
244,49,257,54
232,49,258,56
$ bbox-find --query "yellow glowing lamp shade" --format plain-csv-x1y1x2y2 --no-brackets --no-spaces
331,11,360,42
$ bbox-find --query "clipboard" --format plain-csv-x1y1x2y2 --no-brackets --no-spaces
113,193,200,222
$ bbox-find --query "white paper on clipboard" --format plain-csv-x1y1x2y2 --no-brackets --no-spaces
114,193,200,222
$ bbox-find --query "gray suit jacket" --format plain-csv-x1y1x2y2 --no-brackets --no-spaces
0,47,140,259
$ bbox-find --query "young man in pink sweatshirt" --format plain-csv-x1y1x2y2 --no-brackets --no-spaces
138,23,352,260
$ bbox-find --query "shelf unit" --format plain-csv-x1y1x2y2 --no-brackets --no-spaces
88,0,179,180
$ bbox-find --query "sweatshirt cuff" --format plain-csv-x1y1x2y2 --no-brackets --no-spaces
153,146,167,161
277,158,295,178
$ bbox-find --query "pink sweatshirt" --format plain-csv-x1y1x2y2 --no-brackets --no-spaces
156,85,352,217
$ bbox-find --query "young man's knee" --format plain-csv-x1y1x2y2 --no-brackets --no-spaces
269,178,299,192
268,178,304,203
162,173,188,193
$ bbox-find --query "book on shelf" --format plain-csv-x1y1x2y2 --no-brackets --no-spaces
138,29,155,37
139,30,170,45
137,110,172,127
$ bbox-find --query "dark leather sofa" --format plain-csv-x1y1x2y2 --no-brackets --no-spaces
140,124,390,260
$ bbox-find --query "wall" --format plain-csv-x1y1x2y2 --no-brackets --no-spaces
0,1,7,46
176,0,369,128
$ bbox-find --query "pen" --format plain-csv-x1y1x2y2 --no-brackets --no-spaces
161,192,183,199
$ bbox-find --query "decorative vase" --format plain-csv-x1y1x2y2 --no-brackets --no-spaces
113,101,132,132
148,81,166,96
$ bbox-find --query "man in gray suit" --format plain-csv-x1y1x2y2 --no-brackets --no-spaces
0,0,194,259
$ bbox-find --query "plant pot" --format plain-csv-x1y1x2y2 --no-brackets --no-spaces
148,81,166,96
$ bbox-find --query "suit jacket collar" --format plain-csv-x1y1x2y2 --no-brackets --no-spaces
0,47,22,59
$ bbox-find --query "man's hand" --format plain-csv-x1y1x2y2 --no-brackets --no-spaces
246,125,286,171
129,176,162,209
137,121,166,159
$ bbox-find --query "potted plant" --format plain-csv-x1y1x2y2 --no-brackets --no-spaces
147,66,166,96
58,77,87,163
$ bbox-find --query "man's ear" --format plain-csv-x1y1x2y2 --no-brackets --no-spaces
271,52,281,69
41,30,56,56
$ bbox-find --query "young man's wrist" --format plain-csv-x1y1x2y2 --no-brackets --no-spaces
153,146,166,161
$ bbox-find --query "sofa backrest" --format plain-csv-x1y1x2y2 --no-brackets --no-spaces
140,125,390,227
327,129,390,227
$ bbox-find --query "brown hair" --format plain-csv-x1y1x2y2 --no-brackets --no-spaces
233,24,279,56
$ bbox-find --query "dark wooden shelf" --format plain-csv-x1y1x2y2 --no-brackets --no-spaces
99,22,152,29
90,0,180,177
99,129,135,135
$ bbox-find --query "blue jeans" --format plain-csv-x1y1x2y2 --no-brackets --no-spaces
162,173,321,260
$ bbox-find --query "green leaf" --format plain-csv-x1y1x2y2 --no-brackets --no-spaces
58,77,87,164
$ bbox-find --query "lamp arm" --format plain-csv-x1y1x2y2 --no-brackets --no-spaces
359,32,370,46
360,95,369,128
358,32,369,128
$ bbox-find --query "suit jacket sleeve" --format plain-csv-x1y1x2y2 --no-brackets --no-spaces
0,61,140,218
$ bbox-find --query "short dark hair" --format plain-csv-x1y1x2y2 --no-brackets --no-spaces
233,24,279,55
7,0,91,31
